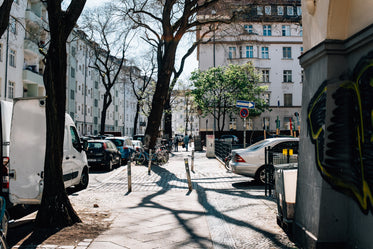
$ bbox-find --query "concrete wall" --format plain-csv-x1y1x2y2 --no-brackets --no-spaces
296,12,373,249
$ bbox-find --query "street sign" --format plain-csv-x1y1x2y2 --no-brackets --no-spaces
236,100,255,109
240,108,249,118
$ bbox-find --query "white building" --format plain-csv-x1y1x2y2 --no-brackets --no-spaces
197,0,303,134
171,89,199,137
0,0,144,137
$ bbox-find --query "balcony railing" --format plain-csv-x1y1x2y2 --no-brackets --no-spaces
23,69,43,86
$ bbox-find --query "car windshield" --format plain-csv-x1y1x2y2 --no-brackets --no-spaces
246,139,273,151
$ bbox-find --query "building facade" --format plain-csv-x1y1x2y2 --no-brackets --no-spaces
197,0,303,135
0,0,144,137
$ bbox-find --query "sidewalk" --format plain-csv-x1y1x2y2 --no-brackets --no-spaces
11,147,297,248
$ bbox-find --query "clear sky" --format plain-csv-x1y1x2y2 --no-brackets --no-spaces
83,0,198,83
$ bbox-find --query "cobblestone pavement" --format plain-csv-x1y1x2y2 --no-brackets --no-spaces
11,148,298,249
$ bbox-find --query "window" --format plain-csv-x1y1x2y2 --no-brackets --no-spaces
246,46,253,58
9,17,16,34
70,126,81,152
282,25,291,36
261,47,269,59
71,46,76,57
94,99,98,107
229,47,236,59
257,6,263,15
263,25,271,36
301,70,304,82
284,94,293,106
8,81,14,99
70,90,75,100
265,6,271,15
9,49,16,67
0,44,2,62
263,92,270,104
262,70,270,82
287,6,294,16
244,24,253,33
283,70,293,82
297,6,302,16
277,6,284,15
95,81,98,89
283,47,292,59
300,26,303,36
71,67,75,78
239,46,243,58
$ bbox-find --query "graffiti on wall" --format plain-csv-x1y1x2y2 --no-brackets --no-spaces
308,52,373,214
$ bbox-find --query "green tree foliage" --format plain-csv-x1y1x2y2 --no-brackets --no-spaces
190,63,269,131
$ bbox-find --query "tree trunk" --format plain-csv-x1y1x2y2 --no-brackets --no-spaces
35,33,81,229
163,96,172,139
100,93,112,135
145,43,177,149
0,0,12,38
133,101,141,136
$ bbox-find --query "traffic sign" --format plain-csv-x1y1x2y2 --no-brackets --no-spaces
236,100,255,109
240,108,249,118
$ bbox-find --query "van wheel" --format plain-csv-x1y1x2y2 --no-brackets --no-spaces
77,168,89,190
2,211,8,238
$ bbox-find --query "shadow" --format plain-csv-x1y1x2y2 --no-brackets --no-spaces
126,159,294,248
7,219,60,248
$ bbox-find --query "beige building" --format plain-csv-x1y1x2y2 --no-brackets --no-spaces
295,0,373,248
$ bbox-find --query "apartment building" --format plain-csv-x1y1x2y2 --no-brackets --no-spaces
171,89,199,137
0,0,143,137
197,0,303,134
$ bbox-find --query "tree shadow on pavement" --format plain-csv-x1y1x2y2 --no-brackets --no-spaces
130,163,295,248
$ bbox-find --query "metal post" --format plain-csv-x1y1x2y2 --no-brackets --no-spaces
184,158,193,191
212,10,216,140
127,161,132,192
148,149,152,174
243,117,246,148
191,150,195,172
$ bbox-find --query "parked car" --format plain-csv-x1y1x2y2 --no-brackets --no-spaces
219,134,239,144
132,140,144,153
106,136,135,164
230,137,299,184
133,134,145,143
86,140,121,171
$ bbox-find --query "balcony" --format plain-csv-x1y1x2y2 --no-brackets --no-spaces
25,10,43,27
23,69,43,86
24,39,39,57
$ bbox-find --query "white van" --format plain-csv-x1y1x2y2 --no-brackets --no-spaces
8,97,89,205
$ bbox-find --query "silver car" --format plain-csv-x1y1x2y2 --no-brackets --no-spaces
230,137,299,184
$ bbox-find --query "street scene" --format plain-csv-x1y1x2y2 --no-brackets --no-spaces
0,0,373,248
8,147,296,248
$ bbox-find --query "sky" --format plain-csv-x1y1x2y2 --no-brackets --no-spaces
82,0,199,83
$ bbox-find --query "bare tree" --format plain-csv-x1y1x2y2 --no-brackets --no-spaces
122,0,233,149
35,0,86,228
81,3,135,135
127,57,156,136
0,0,12,38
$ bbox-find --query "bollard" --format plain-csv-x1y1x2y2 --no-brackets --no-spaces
184,158,193,191
127,161,132,192
191,150,195,172
148,149,152,174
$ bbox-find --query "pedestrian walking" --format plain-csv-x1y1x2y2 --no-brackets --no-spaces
183,134,190,151
174,136,179,152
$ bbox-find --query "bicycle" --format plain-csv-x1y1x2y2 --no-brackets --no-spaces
224,153,232,171
134,148,168,165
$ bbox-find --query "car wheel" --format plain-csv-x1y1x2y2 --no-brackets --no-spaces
107,160,113,171
77,168,89,190
255,166,267,184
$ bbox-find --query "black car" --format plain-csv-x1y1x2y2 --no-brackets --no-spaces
86,140,121,171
